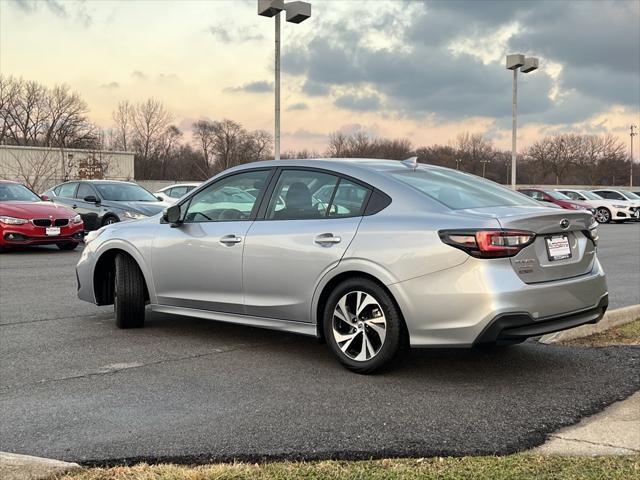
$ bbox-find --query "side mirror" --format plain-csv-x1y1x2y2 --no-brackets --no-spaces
163,204,182,226
156,196,164,201
84,195,99,204
40,194,50,201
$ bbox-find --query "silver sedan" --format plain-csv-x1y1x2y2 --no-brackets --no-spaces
77,159,608,373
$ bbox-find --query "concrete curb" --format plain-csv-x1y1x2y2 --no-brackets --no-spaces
539,304,640,344
0,452,82,480
533,392,640,455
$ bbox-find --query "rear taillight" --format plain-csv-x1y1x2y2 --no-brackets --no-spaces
439,229,536,258
584,223,598,246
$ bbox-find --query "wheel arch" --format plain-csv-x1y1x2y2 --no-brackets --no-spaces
93,248,150,305
313,269,407,342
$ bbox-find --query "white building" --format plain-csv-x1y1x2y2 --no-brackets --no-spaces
0,145,135,192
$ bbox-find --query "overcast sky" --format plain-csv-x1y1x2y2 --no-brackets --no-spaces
1,0,638,153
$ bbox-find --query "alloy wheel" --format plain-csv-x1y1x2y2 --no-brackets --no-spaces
595,208,610,223
104,217,118,225
332,291,387,362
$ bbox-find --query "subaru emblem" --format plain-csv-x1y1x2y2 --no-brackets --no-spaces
560,218,570,229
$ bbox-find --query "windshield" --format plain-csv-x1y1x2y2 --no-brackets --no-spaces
389,167,540,209
622,191,640,200
94,183,158,202
0,183,41,202
578,190,603,200
546,190,571,200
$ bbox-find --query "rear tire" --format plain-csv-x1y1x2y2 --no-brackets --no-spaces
323,277,406,374
57,242,79,251
114,253,145,329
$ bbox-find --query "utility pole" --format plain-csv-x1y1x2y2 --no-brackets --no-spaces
631,125,637,188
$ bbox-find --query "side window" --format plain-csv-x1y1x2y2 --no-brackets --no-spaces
184,170,270,223
328,179,370,217
76,183,95,199
57,182,78,198
169,186,187,198
563,191,580,200
611,192,625,200
266,170,339,220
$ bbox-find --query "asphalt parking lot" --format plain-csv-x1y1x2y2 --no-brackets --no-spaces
0,223,638,463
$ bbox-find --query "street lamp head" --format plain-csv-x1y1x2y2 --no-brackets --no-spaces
506,54,525,70
258,0,285,17
521,57,539,73
285,1,311,23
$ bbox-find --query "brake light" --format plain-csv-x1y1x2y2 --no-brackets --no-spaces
439,229,536,258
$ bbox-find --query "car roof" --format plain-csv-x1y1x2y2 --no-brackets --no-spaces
0,179,20,184
55,179,137,186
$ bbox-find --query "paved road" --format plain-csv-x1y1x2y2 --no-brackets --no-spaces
0,223,638,463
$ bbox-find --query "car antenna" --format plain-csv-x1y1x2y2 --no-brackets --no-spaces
401,156,418,171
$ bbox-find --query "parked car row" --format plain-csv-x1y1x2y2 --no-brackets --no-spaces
518,187,640,223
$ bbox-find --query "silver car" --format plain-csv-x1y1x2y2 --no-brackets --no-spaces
77,159,608,373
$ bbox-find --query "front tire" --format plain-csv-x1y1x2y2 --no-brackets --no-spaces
114,253,145,329
595,207,611,224
102,215,119,226
323,277,406,374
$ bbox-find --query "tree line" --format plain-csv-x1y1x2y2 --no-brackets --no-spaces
1,75,635,186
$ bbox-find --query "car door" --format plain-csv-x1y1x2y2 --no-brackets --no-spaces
150,169,272,314
73,182,102,230
51,182,78,209
243,169,371,322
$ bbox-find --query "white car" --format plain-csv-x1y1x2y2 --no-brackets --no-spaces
154,183,200,203
556,189,639,223
590,189,640,222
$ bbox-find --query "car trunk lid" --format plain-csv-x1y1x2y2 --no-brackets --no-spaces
458,206,596,283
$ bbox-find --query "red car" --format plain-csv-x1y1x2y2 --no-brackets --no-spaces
0,180,84,251
517,188,596,214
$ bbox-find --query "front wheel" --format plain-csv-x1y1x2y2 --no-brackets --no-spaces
114,253,145,329
323,277,406,374
595,207,611,224
102,215,119,226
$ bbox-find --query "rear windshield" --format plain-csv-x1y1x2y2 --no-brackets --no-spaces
389,168,540,210
622,191,640,200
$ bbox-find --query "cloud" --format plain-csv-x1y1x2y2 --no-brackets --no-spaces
131,70,147,80
225,80,273,93
10,0,92,26
99,81,119,90
281,0,638,126
287,102,309,111
207,25,264,44
334,93,381,112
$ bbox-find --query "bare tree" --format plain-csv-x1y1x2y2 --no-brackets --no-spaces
4,148,58,192
130,98,173,164
112,100,133,151
192,119,217,176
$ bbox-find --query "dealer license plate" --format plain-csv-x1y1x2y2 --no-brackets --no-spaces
546,234,571,261
46,227,61,236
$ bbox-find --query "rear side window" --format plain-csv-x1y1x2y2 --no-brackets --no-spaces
76,183,95,199
389,168,540,210
266,170,339,220
56,182,78,198
328,179,370,217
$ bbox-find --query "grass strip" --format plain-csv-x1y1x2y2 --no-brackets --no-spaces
60,455,640,480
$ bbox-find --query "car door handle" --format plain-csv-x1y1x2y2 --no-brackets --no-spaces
220,235,242,245
314,233,341,245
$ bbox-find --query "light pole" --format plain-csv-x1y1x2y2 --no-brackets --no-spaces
455,158,462,170
506,54,538,189
258,0,311,161
480,159,491,178
631,124,637,188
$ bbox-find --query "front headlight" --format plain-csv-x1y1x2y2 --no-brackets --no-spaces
122,211,147,220
71,214,82,224
0,216,29,225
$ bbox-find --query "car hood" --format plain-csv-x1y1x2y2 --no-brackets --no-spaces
101,200,170,216
0,201,76,219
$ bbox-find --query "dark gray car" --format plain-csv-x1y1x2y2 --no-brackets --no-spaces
44,180,170,231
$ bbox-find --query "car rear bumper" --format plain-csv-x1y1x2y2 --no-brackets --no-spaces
388,256,608,347
474,294,608,345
